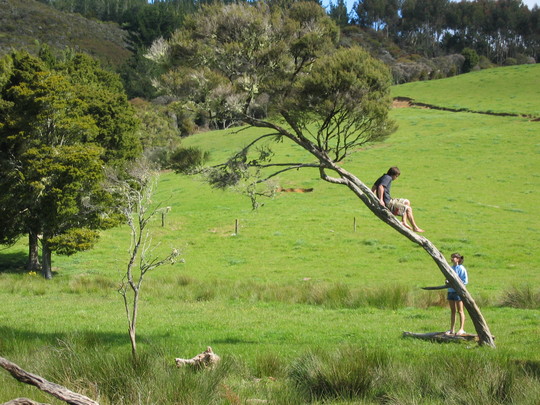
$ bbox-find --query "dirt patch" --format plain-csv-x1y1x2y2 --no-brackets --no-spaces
277,187,314,193
392,99,412,108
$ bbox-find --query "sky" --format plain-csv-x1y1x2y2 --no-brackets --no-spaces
324,0,539,13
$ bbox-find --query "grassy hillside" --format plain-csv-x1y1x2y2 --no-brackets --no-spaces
0,0,131,67
392,63,540,117
0,66,539,404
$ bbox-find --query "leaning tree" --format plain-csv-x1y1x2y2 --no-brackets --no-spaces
149,1,495,347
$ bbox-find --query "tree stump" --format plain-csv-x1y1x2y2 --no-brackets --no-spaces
175,347,221,369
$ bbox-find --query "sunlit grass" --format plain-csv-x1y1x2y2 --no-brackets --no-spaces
392,64,540,116
1,65,539,404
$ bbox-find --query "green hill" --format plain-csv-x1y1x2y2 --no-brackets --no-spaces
0,0,131,67
392,64,540,117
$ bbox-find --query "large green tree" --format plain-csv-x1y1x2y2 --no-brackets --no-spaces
0,50,141,278
150,2,495,346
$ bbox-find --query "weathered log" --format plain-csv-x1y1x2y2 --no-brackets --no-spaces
0,357,98,405
175,347,221,369
403,331,495,343
1,399,49,405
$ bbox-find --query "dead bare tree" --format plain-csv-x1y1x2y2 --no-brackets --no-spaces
108,160,180,359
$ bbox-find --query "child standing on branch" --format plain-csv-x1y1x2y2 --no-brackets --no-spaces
446,253,468,336
372,167,425,232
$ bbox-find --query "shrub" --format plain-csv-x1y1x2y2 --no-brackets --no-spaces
48,228,100,256
478,55,495,69
461,47,479,73
167,146,210,174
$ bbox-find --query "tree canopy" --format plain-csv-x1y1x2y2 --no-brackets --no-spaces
0,49,141,278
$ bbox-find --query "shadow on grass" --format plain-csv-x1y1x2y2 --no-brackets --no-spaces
0,326,176,355
211,337,259,345
0,251,29,274
0,326,131,352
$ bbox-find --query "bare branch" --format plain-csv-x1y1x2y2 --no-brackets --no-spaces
257,163,320,183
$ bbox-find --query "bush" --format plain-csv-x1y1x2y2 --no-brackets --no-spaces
48,228,100,256
515,53,536,64
461,48,479,73
478,55,495,69
167,146,210,174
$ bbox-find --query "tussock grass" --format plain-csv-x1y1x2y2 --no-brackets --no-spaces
66,274,117,294
1,329,539,404
500,284,540,309
289,346,388,402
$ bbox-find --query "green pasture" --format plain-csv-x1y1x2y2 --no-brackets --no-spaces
392,63,540,116
1,65,539,404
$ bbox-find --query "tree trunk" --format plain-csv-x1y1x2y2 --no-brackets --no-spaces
129,327,137,360
26,231,40,272
41,240,53,280
321,163,496,348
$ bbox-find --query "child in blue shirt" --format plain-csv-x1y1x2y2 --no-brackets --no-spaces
446,252,468,335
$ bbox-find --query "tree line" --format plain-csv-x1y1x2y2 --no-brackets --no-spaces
38,0,539,65
340,0,539,63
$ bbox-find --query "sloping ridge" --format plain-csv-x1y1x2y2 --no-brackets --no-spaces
0,0,131,67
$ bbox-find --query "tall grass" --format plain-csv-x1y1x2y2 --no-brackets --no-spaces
289,346,388,402
500,285,540,309
4,340,538,404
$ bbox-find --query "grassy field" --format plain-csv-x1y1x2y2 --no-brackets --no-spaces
392,63,540,116
1,65,539,404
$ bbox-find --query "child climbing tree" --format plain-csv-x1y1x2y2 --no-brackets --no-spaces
148,2,495,347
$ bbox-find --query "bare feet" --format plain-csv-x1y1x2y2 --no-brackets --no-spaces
414,228,425,233
401,222,413,230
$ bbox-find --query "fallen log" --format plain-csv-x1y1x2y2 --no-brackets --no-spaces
403,331,494,343
175,347,220,369
0,356,98,405
1,399,49,405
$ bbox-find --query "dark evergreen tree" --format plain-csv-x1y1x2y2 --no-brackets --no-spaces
0,50,141,278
